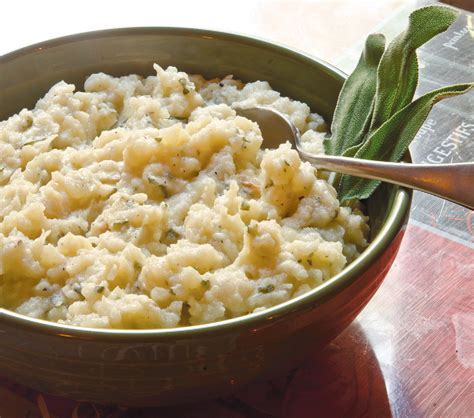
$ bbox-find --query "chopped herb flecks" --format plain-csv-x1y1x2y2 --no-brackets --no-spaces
247,224,259,236
166,228,179,241
241,201,250,211
159,184,169,198
178,78,194,95
258,284,275,294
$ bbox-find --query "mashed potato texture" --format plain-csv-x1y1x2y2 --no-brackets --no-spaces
0,64,369,329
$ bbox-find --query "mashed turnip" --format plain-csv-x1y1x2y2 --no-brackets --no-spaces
0,64,369,329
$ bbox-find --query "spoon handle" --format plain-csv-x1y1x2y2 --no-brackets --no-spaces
297,150,474,210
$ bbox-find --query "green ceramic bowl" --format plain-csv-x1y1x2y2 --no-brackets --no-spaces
0,28,411,406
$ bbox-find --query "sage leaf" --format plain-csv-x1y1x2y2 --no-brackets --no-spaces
324,34,385,156
369,6,458,132
338,83,473,202
323,5,470,202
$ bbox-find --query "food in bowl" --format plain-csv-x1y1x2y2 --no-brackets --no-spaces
0,64,369,329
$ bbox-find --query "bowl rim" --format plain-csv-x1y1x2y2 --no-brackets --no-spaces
0,27,412,340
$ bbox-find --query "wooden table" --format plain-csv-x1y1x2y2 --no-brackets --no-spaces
0,1,472,416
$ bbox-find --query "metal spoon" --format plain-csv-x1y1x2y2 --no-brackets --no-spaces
235,106,474,210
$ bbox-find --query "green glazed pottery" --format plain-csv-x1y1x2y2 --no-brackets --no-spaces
0,28,411,406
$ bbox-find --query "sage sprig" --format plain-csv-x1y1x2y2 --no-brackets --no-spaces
324,5,473,203
325,33,385,156
369,6,459,131
339,83,473,201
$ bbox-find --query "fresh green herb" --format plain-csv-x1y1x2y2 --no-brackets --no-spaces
147,175,160,185
166,228,179,241
369,7,460,131
316,123,328,133
101,186,117,200
247,224,259,236
339,83,473,201
113,220,129,228
22,115,33,130
72,283,82,294
178,78,194,95
258,284,275,294
159,184,169,198
154,136,163,143
264,180,273,189
324,34,385,157
323,6,473,202
241,201,250,211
